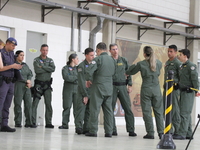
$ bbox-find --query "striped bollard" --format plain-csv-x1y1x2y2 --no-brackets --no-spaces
157,70,176,149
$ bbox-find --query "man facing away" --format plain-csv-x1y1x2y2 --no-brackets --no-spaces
85,42,115,137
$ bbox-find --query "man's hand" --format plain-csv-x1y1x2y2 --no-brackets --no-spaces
86,81,92,88
83,97,88,105
195,92,200,97
127,86,132,93
125,73,129,77
26,80,32,88
12,63,22,69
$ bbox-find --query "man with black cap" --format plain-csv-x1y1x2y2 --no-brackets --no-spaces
0,37,22,132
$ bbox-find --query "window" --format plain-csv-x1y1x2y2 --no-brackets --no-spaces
0,26,10,43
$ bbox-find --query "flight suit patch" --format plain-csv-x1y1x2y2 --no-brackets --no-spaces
191,66,195,70
78,68,82,72
117,63,123,66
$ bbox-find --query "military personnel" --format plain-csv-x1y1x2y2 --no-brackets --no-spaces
173,49,199,140
109,43,136,136
163,45,181,135
59,53,79,129
32,44,55,128
85,42,115,137
75,48,94,134
0,37,22,132
14,50,36,128
126,46,164,139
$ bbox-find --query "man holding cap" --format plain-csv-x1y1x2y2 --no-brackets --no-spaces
0,37,22,132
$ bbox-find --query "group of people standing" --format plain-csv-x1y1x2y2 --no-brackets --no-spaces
0,37,199,140
0,38,55,132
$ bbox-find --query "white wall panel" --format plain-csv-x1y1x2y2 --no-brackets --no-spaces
120,0,190,22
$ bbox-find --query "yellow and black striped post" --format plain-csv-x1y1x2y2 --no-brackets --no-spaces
157,70,176,149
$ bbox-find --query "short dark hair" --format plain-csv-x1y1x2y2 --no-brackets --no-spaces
15,50,24,56
15,50,24,59
84,48,94,55
178,49,190,59
41,44,48,49
109,43,118,50
168,45,177,52
96,42,107,51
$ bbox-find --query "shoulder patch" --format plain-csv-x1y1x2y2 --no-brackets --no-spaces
91,61,96,64
191,66,195,70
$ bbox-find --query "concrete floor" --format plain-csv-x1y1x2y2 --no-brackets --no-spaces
0,125,199,150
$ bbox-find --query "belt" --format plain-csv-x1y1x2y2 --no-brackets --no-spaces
180,87,193,93
113,82,126,86
3,76,15,84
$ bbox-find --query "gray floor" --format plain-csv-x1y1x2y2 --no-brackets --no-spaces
0,125,199,150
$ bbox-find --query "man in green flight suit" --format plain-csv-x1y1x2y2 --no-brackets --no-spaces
75,48,95,134
85,42,115,137
173,49,199,140
32,44,55,128
163,45,181,135
109,43,136,137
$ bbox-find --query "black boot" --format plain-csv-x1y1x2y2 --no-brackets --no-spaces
1,126,16,132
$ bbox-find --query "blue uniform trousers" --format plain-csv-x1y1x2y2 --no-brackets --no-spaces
0,81,14,126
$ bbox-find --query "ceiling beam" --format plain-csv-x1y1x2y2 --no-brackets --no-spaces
22,0,200,38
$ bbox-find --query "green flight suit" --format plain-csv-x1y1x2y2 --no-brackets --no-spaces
61,65,78,128
177,60,199,137
32,56,55,125
14,62,33,126
85,52,115,134
163,57,181,134
126,59,164,136
75,60,90,132
112,56,135,133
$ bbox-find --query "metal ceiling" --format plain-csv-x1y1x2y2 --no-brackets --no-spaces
22,0,200,39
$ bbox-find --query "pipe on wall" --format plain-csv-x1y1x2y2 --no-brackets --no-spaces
89,16,104,50
70,12,75,51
